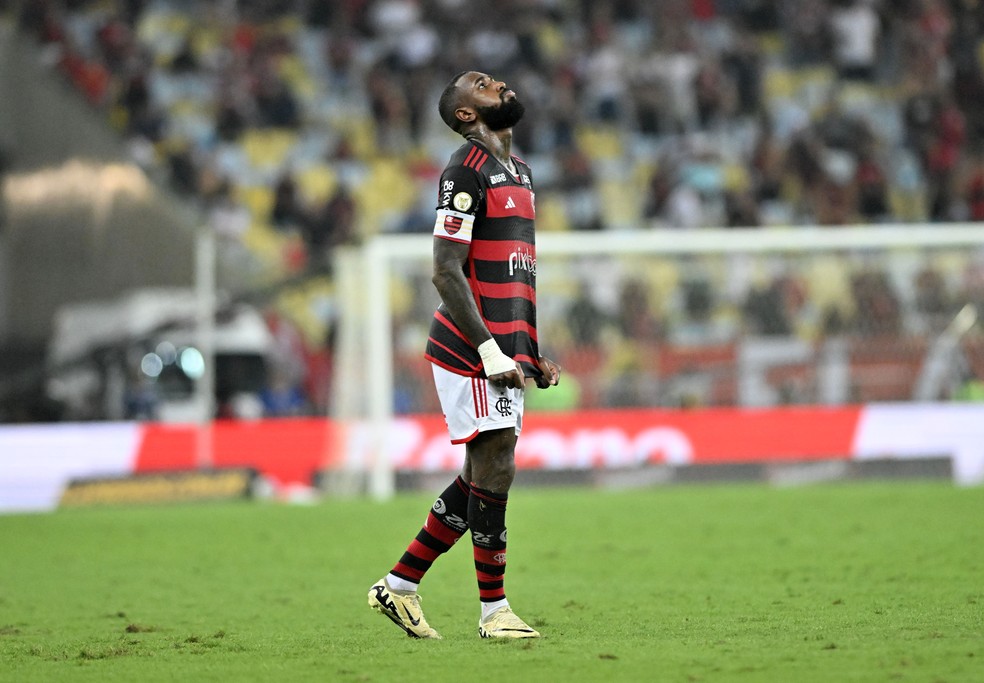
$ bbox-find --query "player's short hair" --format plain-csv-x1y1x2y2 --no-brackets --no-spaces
438,71,470,134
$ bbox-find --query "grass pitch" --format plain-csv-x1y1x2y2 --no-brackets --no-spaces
0,482,981,682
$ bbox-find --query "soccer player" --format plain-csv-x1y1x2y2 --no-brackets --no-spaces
368,71,561,640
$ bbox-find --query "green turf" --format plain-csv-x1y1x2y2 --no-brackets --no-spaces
0,482,981,682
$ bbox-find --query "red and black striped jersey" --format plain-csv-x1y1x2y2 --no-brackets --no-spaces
425,140,541,379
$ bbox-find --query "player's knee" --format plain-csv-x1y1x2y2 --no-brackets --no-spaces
467,430,517,490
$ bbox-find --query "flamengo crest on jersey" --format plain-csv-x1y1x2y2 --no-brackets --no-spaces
426,141,542,380
434,209,475,242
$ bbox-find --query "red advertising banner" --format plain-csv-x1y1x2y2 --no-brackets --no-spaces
135,419,344,487
2,404,981,514
379,407,863,472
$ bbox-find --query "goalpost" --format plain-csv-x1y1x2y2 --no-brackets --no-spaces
337,224,984,500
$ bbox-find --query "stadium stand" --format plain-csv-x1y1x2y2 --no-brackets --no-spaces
5,0,984,418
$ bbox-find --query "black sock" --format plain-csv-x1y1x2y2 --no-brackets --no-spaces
468,485,508,603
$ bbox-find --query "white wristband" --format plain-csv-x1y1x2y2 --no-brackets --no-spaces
477,339,516,377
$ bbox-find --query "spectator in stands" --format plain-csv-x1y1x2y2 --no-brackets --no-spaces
302,183,357,270
600,347,660,408
725,189,761,227
581,18,629,124
256,75,302,129
566,282,608,348
123,369,159,421
366,65,411,153
616,278,664,343
855,142,890,221
166,141,200,197
960,148,984,221
924,93,966,220
851,268,902,336
556,144,603,230
694,54,736,129
914,263,952,328
271,171,303,230
260,366,310,417
827,0,881,82
723,23,764,117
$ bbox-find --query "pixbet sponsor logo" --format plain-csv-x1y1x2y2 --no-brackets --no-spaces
508,247,536,277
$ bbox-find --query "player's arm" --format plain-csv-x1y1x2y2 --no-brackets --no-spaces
432,239,524,389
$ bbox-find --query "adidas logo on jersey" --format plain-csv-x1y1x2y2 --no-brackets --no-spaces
505,196,516,209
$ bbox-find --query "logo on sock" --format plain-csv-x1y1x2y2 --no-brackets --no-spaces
472,531,493,546
433,498,447,514
444,513,467,531
493,552,507,563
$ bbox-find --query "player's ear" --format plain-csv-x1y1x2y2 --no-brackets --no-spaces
455,106,476,126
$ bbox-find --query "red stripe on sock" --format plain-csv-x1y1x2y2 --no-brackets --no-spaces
393,561,425,582
469,488,507,506
408,539,441,562
425,512,466,545
479,585,506,601
473,546,506,566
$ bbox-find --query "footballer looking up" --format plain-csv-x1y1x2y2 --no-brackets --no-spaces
368,71,562,640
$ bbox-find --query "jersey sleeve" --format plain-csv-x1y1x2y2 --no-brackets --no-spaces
433,164,483,244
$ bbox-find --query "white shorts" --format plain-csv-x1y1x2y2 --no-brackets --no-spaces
431,364,525,444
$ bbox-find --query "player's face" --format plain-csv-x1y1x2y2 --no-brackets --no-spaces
462,72,525,131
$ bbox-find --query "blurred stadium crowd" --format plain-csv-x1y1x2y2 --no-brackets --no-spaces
6,0,984,418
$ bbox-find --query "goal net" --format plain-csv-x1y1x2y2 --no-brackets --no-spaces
334,225,984,496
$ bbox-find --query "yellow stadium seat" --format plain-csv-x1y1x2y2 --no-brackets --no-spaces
598,179,639,227
192,27,221,56
647,260,681,308
296,165,338,204
242,221,283,260
278,55,317,100
723,164,750,193
240,186,274,220
242,129,300,170
575,127,623,160
336,119,377,159
764,68,796,100
805,255,855,320
757,32,784,57
534,195,570,232
352,159,417,236
275,276,335,348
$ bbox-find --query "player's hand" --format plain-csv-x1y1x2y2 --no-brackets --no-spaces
489,361,525,390
534,356,561,389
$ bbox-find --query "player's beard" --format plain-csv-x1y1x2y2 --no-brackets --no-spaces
477,96,525,131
